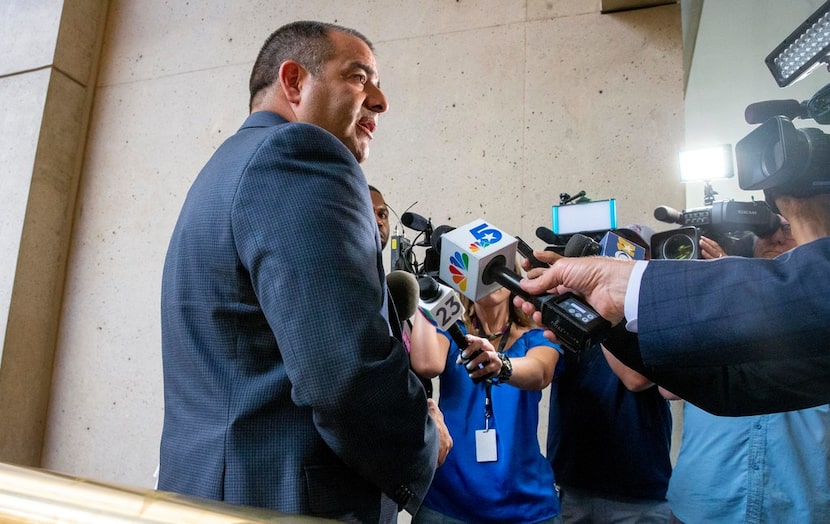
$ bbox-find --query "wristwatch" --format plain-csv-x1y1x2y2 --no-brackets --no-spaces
495,352,512,383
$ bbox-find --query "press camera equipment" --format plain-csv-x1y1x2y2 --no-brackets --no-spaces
735,2,830,210
536,190,618,252
392,207,444,278
650,200,779,260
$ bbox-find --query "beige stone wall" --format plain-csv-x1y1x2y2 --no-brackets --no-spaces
3,0,685,489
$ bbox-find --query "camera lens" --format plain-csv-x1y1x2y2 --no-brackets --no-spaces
662,233,696,260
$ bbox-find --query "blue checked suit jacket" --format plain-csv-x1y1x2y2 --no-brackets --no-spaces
158,111,437,521
608,237,830,416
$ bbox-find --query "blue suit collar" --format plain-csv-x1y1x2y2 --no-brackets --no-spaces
241,111,289,130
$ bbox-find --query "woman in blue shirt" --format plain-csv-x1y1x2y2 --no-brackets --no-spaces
409,283,563,524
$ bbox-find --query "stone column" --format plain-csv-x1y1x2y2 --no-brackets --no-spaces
0,0,109,465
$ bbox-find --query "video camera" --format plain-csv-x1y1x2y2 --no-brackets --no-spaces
650,200,780,259
391,209,447,279
735,1,830,211
736,84,830,209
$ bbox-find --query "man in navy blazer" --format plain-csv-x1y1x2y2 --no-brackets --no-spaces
158,21,451,522
515,193,830,417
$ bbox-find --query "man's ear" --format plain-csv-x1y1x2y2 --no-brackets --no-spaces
279,61,305,104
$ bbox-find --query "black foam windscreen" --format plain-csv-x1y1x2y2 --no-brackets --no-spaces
563,234,601,257
535,226,558,245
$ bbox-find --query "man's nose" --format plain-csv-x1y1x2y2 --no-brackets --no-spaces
366,83,388,113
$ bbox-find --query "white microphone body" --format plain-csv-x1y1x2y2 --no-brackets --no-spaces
418,280,465,332
438,218,518,301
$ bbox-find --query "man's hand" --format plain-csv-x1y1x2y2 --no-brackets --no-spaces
427,398,452,466
515,255,635,326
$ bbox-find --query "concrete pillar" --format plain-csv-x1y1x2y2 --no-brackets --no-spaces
0,0,109,465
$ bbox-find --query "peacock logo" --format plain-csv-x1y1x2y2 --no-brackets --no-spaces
448,251,470,292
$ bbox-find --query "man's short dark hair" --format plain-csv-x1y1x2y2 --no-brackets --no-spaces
249,21,374,111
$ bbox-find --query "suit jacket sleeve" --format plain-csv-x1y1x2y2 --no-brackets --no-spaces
232,122,437,510
605,237,830,415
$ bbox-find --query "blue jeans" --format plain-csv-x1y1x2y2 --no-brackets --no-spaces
558,486,671,523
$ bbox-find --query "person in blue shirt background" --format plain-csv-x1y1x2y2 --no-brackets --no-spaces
664,210,830,523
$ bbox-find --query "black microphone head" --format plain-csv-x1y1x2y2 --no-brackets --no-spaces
430,224,455,253
653,205,683,225
535,226,559,245
417,275,443,302
744,99,806,124
387,270,420,320
564,234,601,257
401,212,431,232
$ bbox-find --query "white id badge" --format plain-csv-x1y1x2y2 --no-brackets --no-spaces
475,429,498,462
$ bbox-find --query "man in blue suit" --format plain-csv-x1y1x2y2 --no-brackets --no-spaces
515,191,830,417
158,21,451,523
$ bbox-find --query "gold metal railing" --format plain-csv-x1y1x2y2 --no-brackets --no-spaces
0,462,329,523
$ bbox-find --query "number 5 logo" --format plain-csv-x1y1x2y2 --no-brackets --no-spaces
469,222,503,247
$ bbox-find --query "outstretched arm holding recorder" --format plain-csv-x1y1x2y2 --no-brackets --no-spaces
515,235,830,417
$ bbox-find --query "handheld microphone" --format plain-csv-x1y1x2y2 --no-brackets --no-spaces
480,255,610,352
438,219,611,352
417,275,486,383
565,231,646,260
386,270,420,321
535,226,559,245
598,230,647,260
564,234,600,257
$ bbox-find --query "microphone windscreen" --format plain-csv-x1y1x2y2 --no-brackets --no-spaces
653,206,683,225
386,270,420,320
401,212,431,232
564,234,600,257
535,226,558,245
744,99,804,124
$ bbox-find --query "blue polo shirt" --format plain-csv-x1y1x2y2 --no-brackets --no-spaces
422,327,563,524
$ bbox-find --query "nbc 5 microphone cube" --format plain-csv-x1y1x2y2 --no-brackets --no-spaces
438,219,518,302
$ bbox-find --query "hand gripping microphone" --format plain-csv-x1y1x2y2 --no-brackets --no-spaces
438,219,611,352
417,275,487,383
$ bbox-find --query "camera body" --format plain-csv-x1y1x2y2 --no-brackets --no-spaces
650,200,779,259
736,83,830,209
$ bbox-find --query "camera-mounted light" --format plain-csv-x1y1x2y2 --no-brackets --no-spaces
766,0,830,87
